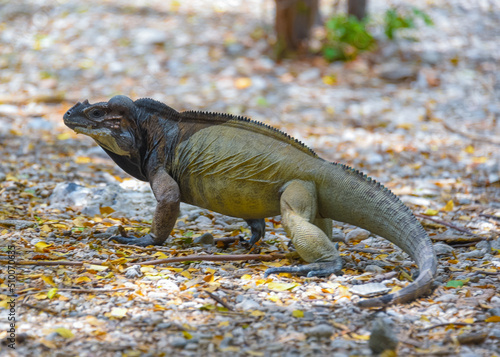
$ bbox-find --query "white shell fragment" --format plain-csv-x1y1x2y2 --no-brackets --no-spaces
349,283,392,297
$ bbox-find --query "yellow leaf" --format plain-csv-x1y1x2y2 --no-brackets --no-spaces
35,242,52,252
41,225,51,232
267,295,282,303
75,156,91,164
99,206,115,215
152,252,169,259
181,270,193,279
74,276,91,284
440,200,454,212
241,274,252,280
34,292,48,300
485,316,500,322
351,333,370,340
84,264,108,272
423,209,438,216
182,331,193,339
322,75,337,85
205,268,216,274
250,310,265,317
217,321,230,327
292,310,304,318
464,145,474,154
57,132,72,140
41,275,57,287
267,282,298,291
463,318,474,324
54,327,74,339
235,77,252,89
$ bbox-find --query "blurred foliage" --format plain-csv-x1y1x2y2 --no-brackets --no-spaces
384,7,434,40
322,15,374,62
322,7,433,62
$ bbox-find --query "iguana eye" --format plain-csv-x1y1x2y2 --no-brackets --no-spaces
89,108,105,118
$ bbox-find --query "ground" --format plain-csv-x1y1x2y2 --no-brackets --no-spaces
0,0,499,356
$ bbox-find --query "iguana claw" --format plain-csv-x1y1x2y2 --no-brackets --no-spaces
244,219,266,247
109,234,157,247
264,259,343,278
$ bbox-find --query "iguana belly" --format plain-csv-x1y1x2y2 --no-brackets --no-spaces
170,124,319,219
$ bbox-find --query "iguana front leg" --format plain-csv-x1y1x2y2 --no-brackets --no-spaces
265,180,343,277
110,169,180,247
244,219,266,247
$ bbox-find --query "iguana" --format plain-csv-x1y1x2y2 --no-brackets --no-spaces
63,95,437,307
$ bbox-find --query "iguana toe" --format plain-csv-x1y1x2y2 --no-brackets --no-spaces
109,234,157,247
264,259,343,278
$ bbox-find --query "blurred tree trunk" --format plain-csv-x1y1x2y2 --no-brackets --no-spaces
347,0,367,20
274,0,319,59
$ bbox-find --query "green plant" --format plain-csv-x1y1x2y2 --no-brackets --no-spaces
322,15,375,62
384,7,433,40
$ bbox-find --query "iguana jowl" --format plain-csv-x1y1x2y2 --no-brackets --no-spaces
63,95,437,307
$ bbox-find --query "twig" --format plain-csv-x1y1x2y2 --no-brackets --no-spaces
443,121,500,146
479,213,500,222
0,260,86,266
18,287,135,296
139,253,286,266
417,322,473,331
205,290,233,311
344,247,390,254
415,214,486,238
21,303,58,315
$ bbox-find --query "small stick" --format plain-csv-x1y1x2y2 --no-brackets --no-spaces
415,214,485,238
205,290,233,311
139,253,287,266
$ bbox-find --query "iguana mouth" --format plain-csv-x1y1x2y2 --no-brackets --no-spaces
72,119,121,131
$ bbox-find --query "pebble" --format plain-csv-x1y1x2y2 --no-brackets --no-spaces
124,265,142,279
346,228,370,242
369,318,398,354
364,265,386,274
433,242,455,255
459,249,487,259
193,232,214,245
350,283,391,298
305,324,334,339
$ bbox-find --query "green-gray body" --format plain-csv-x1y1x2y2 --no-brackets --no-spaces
63,96,437,307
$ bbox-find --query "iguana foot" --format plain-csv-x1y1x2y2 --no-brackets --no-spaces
109,233,157,247
264,259,343,278
244,219,266,247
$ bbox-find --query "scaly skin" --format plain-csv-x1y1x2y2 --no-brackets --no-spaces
63,95,437,307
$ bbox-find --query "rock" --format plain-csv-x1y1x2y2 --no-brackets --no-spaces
0,172,6,181
134,28,168,46
379,64,417,82
124,265,142,279
331,228,346,243
460,249,486,259
305,324,334,339
0,219,36,230
346,228,370,242
235,298,260,311
171,336,187,348
193,232,214,245
350,283,391,298
369,318,398,354
434,293,458,303
488,307,500,317
364,265,386,274
434,243,454,255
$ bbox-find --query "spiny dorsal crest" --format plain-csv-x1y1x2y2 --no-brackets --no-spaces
181,110,319,158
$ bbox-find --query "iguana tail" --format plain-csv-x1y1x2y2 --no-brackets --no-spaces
317,162,437,307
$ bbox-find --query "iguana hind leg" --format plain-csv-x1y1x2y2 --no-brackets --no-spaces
244,219,266,247
265,180,343,278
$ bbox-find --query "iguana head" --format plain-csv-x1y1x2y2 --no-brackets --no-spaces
63,95,140,157
64,95,150,181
